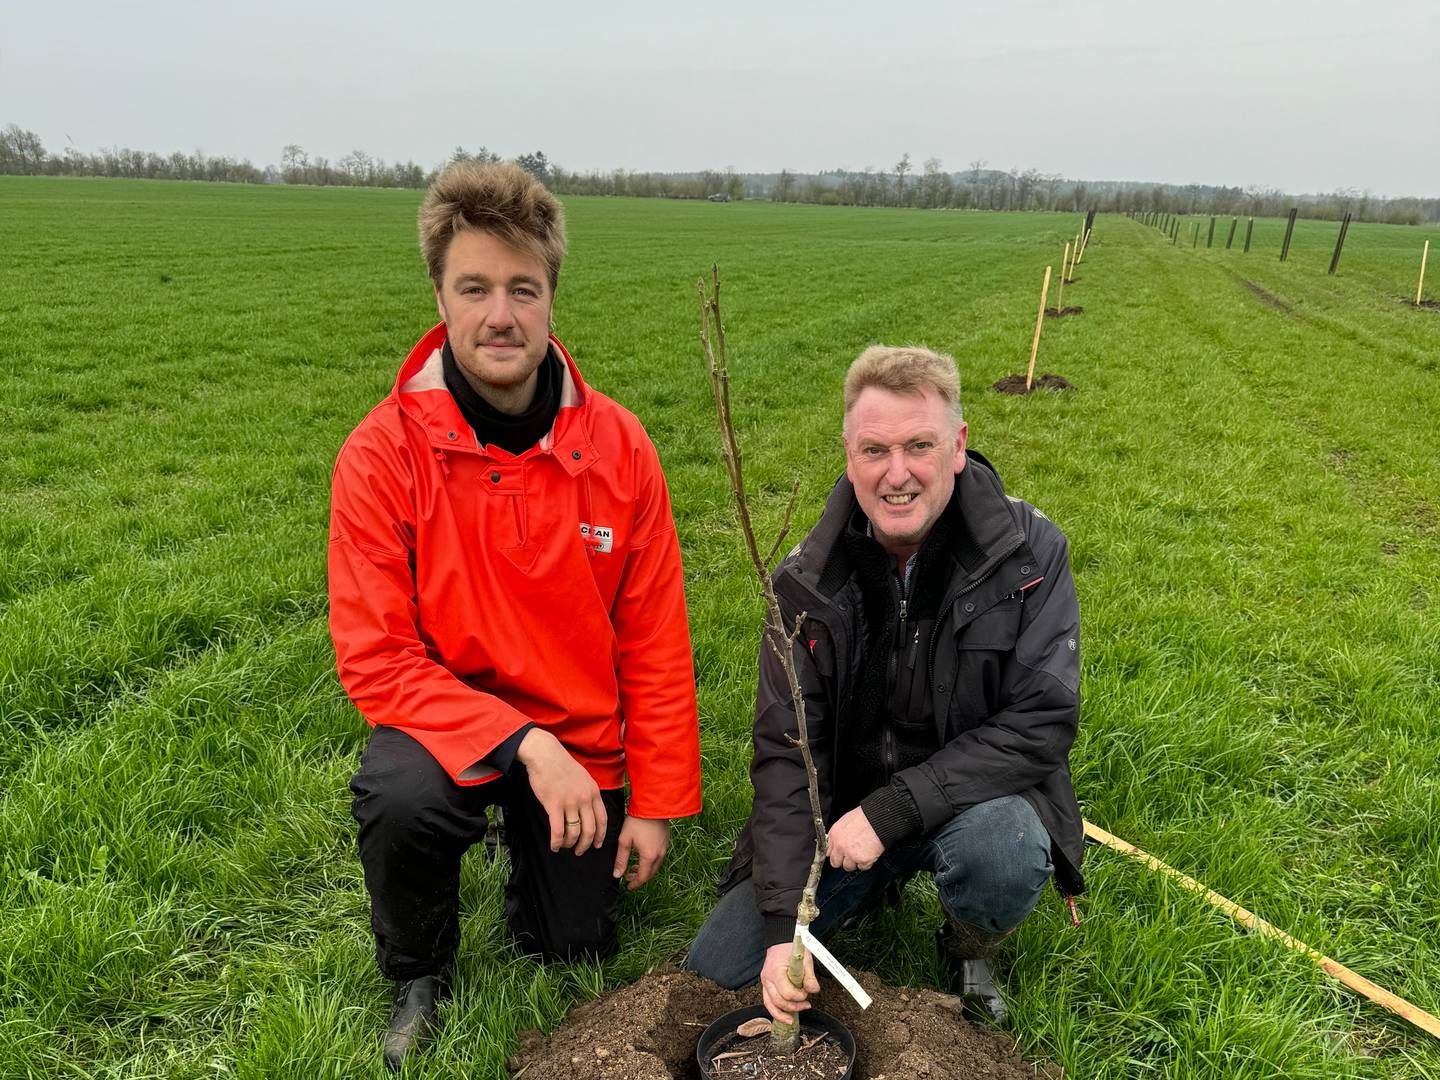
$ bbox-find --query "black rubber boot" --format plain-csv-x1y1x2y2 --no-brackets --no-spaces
937,920,1011,1024
383,973,449,1072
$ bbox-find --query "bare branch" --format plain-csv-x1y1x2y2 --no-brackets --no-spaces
699,268,828,1052
764,478,802,569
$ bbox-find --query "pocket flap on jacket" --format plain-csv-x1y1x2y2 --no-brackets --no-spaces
955,598,1021,649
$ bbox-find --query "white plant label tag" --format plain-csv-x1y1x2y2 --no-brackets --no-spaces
797,924,872,1009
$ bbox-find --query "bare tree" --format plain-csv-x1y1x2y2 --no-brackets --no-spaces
773,169,795,202
698,269,825,1053
894,152,911,207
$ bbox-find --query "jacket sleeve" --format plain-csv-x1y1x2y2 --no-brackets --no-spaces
327,433,533,783
607,438,702,820
891,518,1080,833
749,588,835,948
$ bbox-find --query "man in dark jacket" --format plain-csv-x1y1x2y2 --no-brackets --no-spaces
686,345,1083,1025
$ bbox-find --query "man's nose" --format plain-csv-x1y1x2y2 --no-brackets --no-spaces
884,449,909,485
486,294,516,328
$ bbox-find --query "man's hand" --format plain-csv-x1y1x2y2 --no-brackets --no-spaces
760,941,819,1025
516,728,607,855
612,816,669,890
826,806,884,872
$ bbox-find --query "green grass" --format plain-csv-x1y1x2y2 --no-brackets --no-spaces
2,176,1439,1078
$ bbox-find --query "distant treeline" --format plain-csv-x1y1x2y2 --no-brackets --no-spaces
550,157,1439,226
3,124,1435,226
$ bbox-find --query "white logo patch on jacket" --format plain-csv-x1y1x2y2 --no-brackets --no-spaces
580,523,614,554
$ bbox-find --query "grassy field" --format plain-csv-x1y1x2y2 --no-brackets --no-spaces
2,176,1438,1078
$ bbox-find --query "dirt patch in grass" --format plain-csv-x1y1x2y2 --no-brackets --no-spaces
1407,502,1437,534
1044,306,1084,318
1244,281,1291,312
992,374,1075,395
1400,298,1440,311
510,970,1054,1080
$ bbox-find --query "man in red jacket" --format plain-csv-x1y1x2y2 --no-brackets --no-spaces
328,161,702,1070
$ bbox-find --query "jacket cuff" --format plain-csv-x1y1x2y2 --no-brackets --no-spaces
764,914,797,950
485,723,535,775
861,783,923,849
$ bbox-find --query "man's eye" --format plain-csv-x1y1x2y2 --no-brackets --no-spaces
910,442,933,452
864,447,886,457
515,288,537,298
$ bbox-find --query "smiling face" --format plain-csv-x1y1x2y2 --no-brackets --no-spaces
844,385,967,562
434,229,554,414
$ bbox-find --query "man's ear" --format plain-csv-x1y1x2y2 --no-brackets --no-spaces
953,421,969,474
434,286,445,324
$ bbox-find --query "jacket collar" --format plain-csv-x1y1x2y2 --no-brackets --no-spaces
792,450,1026,599
390,321,596,471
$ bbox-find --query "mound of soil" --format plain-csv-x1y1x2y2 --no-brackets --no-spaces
509,970,1056,1080
1044,306,1084,318
1401,297,1440,311
992,374,1074,395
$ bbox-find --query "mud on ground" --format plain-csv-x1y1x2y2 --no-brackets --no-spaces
510,969,1058,1080
992,374,1075,395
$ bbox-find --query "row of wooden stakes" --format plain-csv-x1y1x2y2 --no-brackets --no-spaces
1024,222,1092,390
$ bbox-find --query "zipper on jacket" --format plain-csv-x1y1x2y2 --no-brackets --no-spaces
883,581,909,781
433,450,450,477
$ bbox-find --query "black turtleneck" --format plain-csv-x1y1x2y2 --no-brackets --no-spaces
442,338,562,455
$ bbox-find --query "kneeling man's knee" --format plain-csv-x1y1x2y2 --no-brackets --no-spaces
932,796,1053,932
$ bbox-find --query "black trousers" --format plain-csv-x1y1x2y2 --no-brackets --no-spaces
350,725,626,981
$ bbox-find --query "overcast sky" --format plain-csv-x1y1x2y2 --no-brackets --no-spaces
4,1,1436,196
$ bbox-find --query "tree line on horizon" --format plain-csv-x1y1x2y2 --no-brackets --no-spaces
3,124,1435,226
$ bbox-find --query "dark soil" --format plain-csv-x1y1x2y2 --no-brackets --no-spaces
509,970,1057,1080
705,1027,849,1078
992,373,1075,395
1401,297,1440,311
1244,280,1291,312
1044,306,1084,318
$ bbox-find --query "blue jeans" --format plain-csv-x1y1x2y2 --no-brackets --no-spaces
685,795,1052,989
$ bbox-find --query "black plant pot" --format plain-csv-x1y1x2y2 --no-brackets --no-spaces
696,1004,856,1079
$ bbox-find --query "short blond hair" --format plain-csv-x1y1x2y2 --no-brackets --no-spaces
843,345,963,431
418,161,567,289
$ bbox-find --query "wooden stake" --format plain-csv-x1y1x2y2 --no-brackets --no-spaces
1026,266,1051,392
1418,240,1430,305
1328,211,1352,275
1083,820,1440,1042
1057,243,1070,311
1072,234,1080,277
1079,227,1092,262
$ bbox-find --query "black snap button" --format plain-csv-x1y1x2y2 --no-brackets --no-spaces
1021,564,1032,574
490,471,501,483
938,683,949,694
446,431,457,440
571,450,582,460
964,602,975,612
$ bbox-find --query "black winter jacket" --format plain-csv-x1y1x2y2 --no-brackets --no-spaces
719,452,1084,947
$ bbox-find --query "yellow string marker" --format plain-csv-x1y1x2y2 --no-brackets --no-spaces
1083,819,1440,1041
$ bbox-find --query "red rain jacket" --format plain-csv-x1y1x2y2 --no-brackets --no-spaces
328,323,701,820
